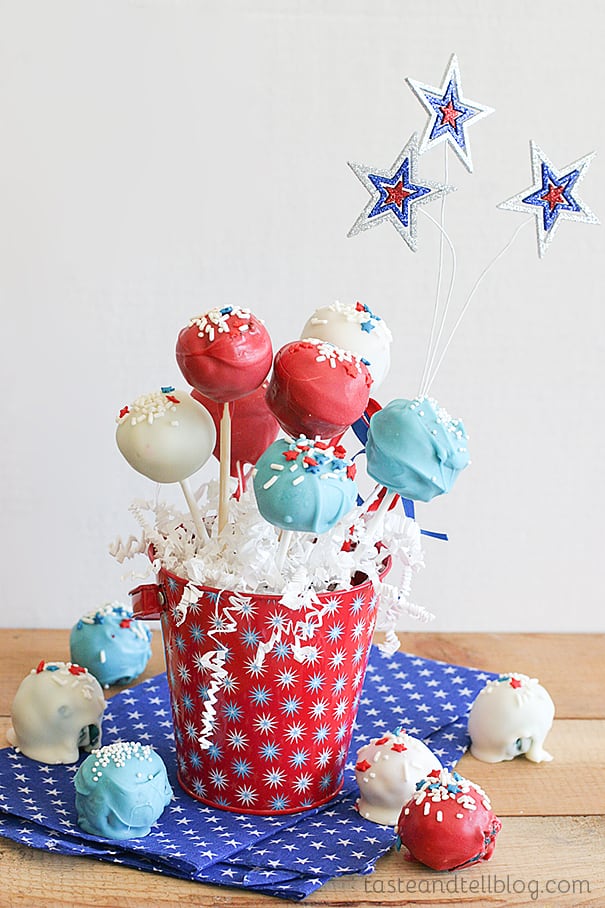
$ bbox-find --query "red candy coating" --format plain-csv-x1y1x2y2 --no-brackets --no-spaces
176,308,273,404
397,772,501,872
266,339,372,440
192,383,279,476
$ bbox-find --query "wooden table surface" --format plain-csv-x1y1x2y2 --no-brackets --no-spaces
1,630,603,907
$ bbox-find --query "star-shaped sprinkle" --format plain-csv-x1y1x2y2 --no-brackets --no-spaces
509,677,522,689
406,54,494,172
498,141,599,257
348,134,455,251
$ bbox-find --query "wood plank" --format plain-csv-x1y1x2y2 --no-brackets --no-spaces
0,817,603,907
0,628,167,716
394,633,605,720
1,716,602,818
1,631,602,718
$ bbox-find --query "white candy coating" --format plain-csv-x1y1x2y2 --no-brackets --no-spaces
468,673,555,764
7,661,106,764
355,730,442,825
301,301,392,389
116,389,216,483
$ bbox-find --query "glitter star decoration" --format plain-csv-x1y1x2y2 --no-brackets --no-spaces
347,133,455,252
406,54,494,172
498,141,599,258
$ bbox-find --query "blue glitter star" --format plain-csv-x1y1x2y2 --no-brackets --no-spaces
498,141,599,257
407,54,493,172
348,134,454,251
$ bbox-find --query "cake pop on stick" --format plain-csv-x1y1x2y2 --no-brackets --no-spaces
301,301,392,390
116,388,215,542
176,307,273,533
365,397,469,502
253,436,358,571
266,339,372,441
191,382,279,484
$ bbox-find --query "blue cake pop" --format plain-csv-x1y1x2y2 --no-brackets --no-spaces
75,741,172,839
253,437,358,534
70,602,152,689
366,397,469,502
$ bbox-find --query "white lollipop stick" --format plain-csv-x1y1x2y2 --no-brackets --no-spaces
179,479,209,543
365,490,398,540
275,530,294,573
218,403,232,534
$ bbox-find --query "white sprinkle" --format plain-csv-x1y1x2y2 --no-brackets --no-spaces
99,650,106,664
404,807,410,816
292,475,305,486
456,813,464,819
436,810,443,823
270,463,284,471
423,802,430,816
262,476,278,490
170,420,179,427
289,464,298,472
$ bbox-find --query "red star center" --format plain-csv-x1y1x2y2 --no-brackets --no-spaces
283,450,300,461
390,742,408,753
509,677,522,689
440,99,462,127
384,180,412,209
541,181,567,211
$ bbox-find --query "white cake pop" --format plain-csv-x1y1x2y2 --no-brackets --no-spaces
301,301,392,389
355,729,442,825
116,387,216,541
468,673,555,763
7,661,105,764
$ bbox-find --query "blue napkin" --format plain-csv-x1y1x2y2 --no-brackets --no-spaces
0,647,496,900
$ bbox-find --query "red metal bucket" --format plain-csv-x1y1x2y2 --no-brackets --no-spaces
131,561,388,815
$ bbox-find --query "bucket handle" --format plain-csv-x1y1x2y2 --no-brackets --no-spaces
130,582,166,621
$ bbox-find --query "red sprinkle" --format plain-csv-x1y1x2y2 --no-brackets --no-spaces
509,677,522,689
355,301,365,312
391,742,408,753
68,664,86,676
303,456,318,467
341,540,354,552
427,768,441,778
333,445,347,459
119,406,129,419
355,759,372,772
374,735,390,745
36,660,45,673
166,395,180,404
283,450,299,461
314,441,329,450
119,619,133,629
346,463,357,480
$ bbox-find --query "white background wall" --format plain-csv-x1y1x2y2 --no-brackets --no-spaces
0,0,603,631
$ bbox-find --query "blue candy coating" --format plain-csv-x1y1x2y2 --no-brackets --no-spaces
253,438,358,534
70,603,152,688
75,741,172,839
366,398,469,502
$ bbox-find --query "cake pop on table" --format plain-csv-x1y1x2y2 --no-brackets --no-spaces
301,301,392,389
266,338,372,441
74,741,173,840
7,661,105,764
355,730,442,826
69,602,152,689
468,673,555,763
397,769,501,871
115,387,215,542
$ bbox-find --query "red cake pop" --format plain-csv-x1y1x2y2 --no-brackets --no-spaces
176,307,273,404
266,339,372,440
397,769,501,872
192,382,279,477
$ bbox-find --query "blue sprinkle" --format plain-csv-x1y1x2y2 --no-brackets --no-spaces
360,320,375,333
220,306,233,315
361,357,371,366
76,621,83,630
161,386,175,394
45,665,59,672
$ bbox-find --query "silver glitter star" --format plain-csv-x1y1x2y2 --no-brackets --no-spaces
347,133,455,252
498,141,599,258
406,54,494,173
